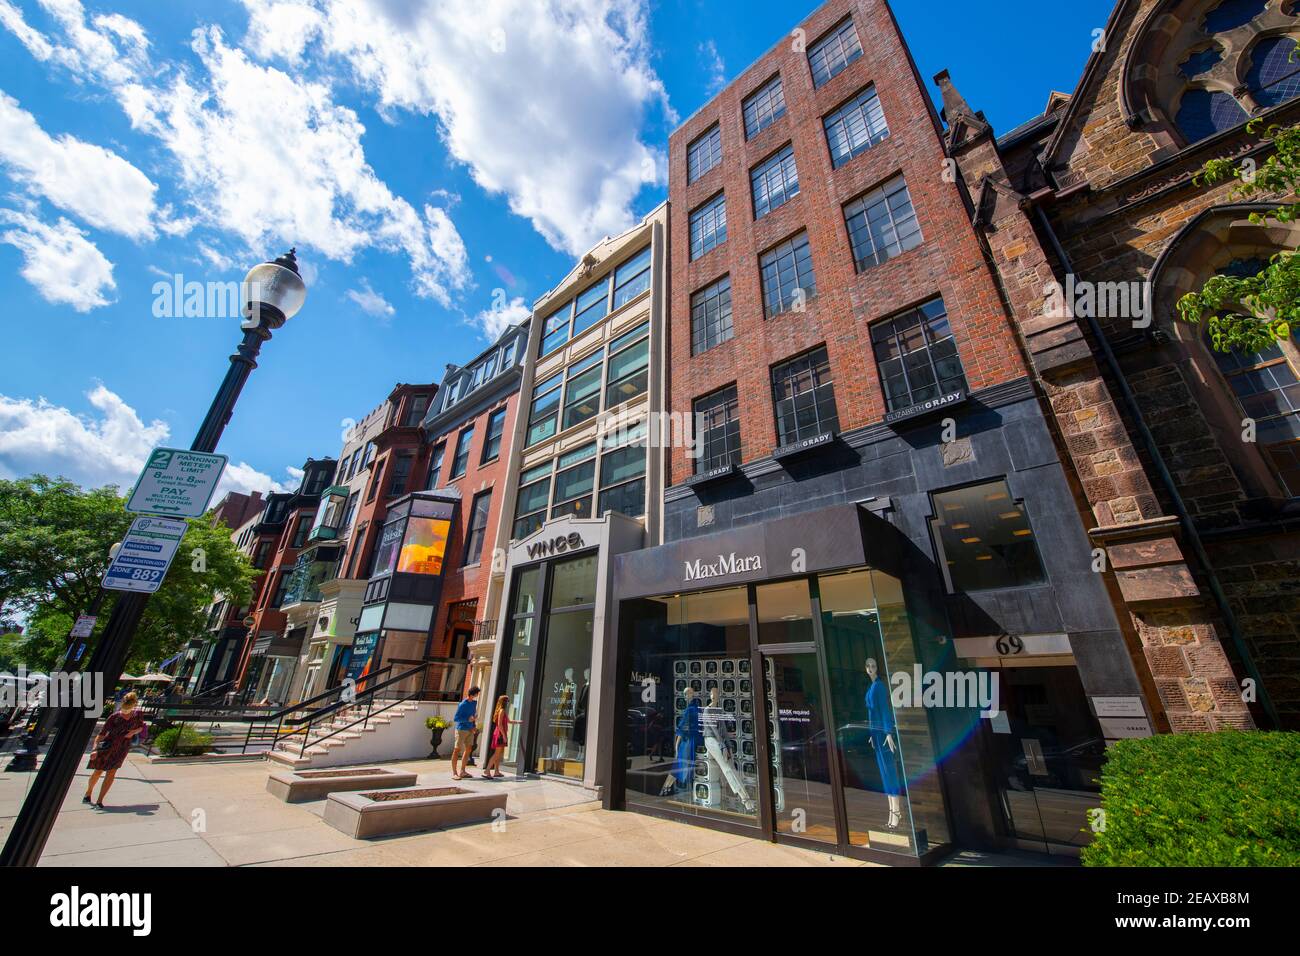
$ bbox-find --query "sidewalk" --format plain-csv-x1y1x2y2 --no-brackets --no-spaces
0,755,874,867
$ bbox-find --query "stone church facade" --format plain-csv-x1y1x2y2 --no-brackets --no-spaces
940,0,1300,732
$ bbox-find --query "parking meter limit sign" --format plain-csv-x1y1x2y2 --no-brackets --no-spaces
126,447,227,518
102,516,188,593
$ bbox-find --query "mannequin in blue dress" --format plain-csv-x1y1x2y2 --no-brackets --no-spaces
661,687,703,796
865,657,903,830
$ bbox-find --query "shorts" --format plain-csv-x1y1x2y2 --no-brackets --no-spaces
454,729,475,750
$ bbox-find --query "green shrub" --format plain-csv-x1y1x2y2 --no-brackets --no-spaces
154,725,214,757
1082,730,1300,866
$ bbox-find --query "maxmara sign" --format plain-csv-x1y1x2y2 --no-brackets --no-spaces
683,551,763,583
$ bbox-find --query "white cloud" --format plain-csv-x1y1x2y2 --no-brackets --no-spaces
0,209,115,311
700,40,725,96
215,460,298,499
240,0,670,256
0,382,303,501
346,278,395,318
0,3,472,304
0,384,167,488
470,294,530,340
0,89,157,240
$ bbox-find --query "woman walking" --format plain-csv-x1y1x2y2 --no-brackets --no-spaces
84,691,146,808
483,695,514,779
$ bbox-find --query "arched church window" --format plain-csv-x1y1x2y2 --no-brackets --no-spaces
1180,46,1225,78
1203,0,1268,33
1246,35,1300,108
1207,257,1300,495
1177,88,1250,142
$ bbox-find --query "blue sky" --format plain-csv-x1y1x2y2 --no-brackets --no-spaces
0,0,1114,498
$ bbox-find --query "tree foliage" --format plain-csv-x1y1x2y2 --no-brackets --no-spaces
0,475,257,672
1177,119,1300,354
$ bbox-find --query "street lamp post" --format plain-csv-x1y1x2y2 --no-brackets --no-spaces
0,251,306,868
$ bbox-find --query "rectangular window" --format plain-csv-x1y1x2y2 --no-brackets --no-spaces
743,74,787,139
687,123,722,183
751,144,800,219
551,442,597,520
598,442,646,519
500,336,517,369
253,540,271,569
425,443,445,490
341,492,359,532
694,385,741,473
450,425,474,479
930,480,1046,592
605,321,649,407
527,372,563,447
689,193,727,260
463,490,492,567
541,304,572,357
442,377,462,411
844,176,923,272
808,17,863,88
871,297,968,412
401,394,430,427
613,245,652,310
292,515,310,548
824,85,888,168
760,231,816,317
481,407,507,463
562,349,605,431
691,275,734,355
345,449,360,480
771,346,840,446
271,573,289,608
513,462,553,540
572,275,610,337
387,453,413,497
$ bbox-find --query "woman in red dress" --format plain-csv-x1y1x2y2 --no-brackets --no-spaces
84,691,146,808
483,695,514,779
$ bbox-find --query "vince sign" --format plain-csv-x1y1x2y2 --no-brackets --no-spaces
527,531,585,560
684,552,763,583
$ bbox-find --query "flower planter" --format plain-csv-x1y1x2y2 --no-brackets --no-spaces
266,767,419,803
323,785,509,839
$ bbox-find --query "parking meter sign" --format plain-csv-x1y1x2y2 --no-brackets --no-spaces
126,447,227,518
102,516,188,594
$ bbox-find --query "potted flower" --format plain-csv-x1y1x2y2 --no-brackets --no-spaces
425,715,451,758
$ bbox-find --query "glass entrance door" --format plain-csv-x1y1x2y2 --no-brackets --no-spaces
763,651,840,844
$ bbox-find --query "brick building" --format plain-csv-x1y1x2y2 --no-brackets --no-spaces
419,321,530,696
937,0,1299,735
599,0,1164,864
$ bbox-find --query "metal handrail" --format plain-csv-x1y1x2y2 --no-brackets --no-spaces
283,661,432,757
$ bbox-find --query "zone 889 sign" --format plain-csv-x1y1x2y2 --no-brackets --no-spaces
102,516,189,594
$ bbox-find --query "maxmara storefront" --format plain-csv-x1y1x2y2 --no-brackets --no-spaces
593,383,1160,865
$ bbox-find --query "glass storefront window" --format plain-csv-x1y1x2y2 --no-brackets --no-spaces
622,586,759,826
514,567,540,616
396,517,451,575
550,554,597,608
534,609,593,778
756,579,814,644
930,480,1045,592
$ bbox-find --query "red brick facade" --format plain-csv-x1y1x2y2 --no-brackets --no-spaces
666,0,1026,485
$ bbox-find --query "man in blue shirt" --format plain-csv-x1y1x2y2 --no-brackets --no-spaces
450,686,480,780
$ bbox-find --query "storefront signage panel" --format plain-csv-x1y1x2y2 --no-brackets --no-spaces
616,504,896,600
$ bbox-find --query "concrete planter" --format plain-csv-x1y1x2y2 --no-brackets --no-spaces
323,785,509,839
266,767,419,803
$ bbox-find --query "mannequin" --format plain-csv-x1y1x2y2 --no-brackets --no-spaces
702,686,755,812
571,668,591,758
661,687,702,796
865,657,903,829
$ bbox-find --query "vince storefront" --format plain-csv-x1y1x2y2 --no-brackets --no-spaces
490,512,644,789
602,503,965,865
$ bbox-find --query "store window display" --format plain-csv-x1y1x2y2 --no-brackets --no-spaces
623,587,759,826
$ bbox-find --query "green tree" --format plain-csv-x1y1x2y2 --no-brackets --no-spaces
0,476,257,672
1177,119,1300,355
